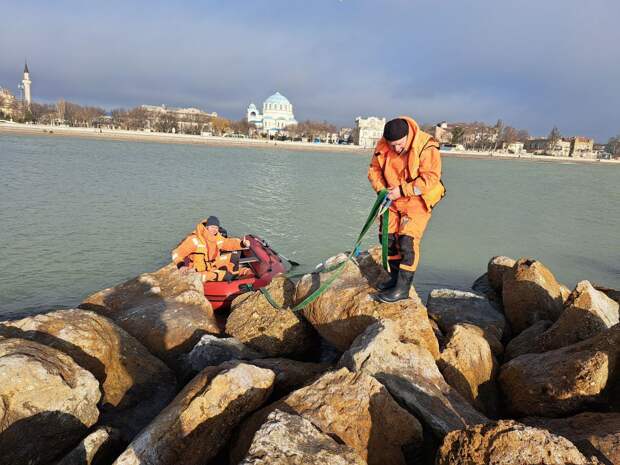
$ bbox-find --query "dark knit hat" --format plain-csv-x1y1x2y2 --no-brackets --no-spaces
383,118,409,141
204,216,220,227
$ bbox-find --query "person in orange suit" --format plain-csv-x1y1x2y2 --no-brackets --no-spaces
368,117,445,302
171,216,251,282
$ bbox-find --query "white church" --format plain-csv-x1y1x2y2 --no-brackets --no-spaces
247,92,297,135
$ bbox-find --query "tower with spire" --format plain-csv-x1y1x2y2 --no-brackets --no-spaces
22,61,32,107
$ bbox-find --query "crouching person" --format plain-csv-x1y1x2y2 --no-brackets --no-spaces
171,216,251,282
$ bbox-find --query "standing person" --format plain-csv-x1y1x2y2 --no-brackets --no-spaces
368,117,445,302
171,216,251,282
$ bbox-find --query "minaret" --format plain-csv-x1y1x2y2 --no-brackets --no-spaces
22,61,32,107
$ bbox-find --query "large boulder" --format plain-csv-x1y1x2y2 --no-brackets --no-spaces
239,409,366,465
225,276,317,357
56,426,124,465
0,338,101,465
113,362,274,465
80,264,220,367
436,420,595,465
499,323,620,417
437,323,500,417
502,258,565,334
0,309,177,440
427,288,506,351
248,358,331,398
187,334,264,372
471,273,501,305
523,412,620,465
487,255,516,293
505,320,553,360
231,367,422,465
505,281,618,359
595,285,620,305
339,320,488,438
298,248,439,357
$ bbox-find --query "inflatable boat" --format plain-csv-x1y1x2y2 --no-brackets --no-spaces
203,234,288,311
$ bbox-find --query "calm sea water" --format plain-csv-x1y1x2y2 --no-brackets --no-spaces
1,134,619,318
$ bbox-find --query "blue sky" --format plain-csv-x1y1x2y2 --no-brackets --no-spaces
1,0,618,141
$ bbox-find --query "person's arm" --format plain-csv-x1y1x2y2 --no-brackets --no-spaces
171,236,197,269
220,237,244,251
400,145,442,197
368,153,388,192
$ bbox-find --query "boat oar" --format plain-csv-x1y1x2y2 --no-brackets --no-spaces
278,253,300,267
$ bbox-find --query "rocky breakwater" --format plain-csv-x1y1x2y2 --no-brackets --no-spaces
1,249,619,465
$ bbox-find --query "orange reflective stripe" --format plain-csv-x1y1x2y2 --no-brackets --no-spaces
399,262,417,272
388,254,402,260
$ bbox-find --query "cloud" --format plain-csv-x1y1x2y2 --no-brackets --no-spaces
1,0,618,140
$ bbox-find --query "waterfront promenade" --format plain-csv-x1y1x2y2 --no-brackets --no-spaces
1,122,618,164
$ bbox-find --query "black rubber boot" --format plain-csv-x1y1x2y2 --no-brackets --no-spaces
377,260,401,291
375,269,415,303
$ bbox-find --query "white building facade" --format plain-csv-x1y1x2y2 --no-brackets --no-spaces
353,116,386,148
247,92,297,135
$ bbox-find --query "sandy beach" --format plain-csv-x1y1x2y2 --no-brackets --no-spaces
1,122,618,164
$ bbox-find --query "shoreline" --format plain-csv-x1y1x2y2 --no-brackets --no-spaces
1,122,618,164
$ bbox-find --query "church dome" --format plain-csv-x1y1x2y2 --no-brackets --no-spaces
264,92,291,106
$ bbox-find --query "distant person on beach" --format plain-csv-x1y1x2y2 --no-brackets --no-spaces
368,117,445,302
171,216,251,282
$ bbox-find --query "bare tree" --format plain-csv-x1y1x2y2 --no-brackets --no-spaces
547,126,562,154
154,112,178,133
451,126,465,144
606,135,620,157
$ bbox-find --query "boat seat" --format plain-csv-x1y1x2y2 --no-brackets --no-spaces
239,256,260,264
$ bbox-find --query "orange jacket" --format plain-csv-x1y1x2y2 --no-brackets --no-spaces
368,116,443,210
171,222,244,271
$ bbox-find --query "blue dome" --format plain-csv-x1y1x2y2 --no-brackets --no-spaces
264,92,291,105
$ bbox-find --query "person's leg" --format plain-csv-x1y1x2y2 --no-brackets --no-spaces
375,209,429,302
377,208,401,290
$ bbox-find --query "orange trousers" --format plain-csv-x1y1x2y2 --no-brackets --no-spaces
381,197,431,272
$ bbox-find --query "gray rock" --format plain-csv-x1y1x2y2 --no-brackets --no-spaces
0,338,101,465
113,362,275,465
437,420,595,465
239,410,366,465
500,324,620,417
187,335,265,372
427,288,507,350
339,319,488,438
56,427,124,465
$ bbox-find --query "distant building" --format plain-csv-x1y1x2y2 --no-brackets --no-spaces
434,121,452,144
141,104,217,119
569,136,595,158
502,142,525,154
525,138,571,157
22,62,32,108
247,92,298,135
0,62,32,118
353,116,386,148
0,87,17,117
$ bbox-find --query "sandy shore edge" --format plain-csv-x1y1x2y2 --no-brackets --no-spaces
2,123,618,164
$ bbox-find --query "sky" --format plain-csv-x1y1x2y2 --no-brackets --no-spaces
1,0,618,141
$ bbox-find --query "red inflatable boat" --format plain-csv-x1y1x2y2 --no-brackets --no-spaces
203,234,288,311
